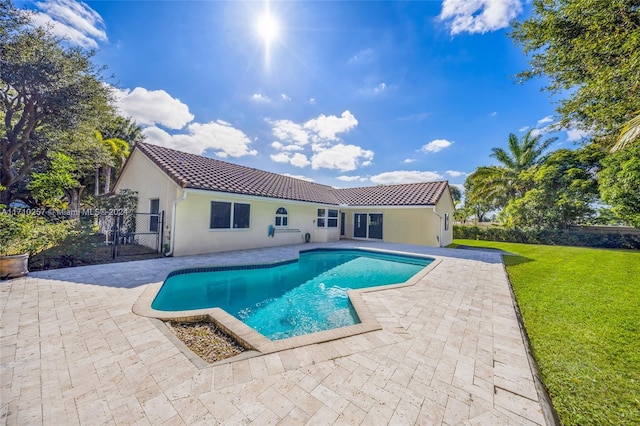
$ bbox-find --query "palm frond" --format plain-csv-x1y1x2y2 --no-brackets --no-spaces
611,112,640,152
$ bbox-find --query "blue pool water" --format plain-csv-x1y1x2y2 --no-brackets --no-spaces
152,249,433,340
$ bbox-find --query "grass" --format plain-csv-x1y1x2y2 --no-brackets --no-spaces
453,239,640,425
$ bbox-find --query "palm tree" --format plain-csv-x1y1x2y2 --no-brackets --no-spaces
464,130,557,210
611,112,640,152
94,131,130,195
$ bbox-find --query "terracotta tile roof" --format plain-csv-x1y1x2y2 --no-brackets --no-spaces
136,142,339,204
134,142,448,206
332,181,448,206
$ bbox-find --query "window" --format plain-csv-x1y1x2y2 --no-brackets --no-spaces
317,208,339,228
149,199,159,232
275,207,288,227
444,213,450,231
317,208,325,227
210,201,250,229
233,203,250,228
328,209,338,228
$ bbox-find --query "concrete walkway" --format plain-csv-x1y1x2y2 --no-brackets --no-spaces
1,242,550,425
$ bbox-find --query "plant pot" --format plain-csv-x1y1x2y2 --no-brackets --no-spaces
0,253,29,279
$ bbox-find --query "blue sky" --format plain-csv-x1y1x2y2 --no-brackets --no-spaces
20,0,587,190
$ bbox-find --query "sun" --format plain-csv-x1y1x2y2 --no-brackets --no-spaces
256,12,279,43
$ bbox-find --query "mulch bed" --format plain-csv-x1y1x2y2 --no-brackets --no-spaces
167,321,246,363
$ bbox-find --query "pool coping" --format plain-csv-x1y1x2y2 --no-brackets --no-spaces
132,248,442,366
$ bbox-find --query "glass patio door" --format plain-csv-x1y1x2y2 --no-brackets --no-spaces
354,213,367,238
353,213,383,239
368,214,383,239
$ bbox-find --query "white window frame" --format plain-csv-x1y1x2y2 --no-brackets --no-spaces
275,207,288,228
317,208,339,228
209,201,251,230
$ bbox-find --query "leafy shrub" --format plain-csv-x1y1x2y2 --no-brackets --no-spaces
0,211,73,256
453,225,640,249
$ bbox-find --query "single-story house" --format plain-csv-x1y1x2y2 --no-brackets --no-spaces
113,142,455,256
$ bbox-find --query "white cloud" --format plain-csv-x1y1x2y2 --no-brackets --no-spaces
336,175,367,182
370,170,443,185
531,125,554,138
143,120,257,158
439,0,523,35
31,0,107,48
281,93,291,101
271,120,310,146
251,93,270,103
537,115,554,125
270,152,310,168
421,139,453,153
282,173,315,182
519,126,530,132
270,141,303,152
490,111,498,117
309,98,317,105
304,111,358,142
403,158,417,164
566,127,591,142
446,170,468,178
288,153,311,168
311,144,374,172
113,87,194,130
269,111,369,171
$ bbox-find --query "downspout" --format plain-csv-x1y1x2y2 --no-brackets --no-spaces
432,206,444,247
166,190,187,256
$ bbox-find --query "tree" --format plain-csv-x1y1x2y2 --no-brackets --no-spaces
599,144,640,228
449,185,462,206
464,130,557,210
0,0,113,205
93,131,130,195
463,171,501,222
510,0,640,138
499,147,602,229
27,152,80,208
99,116,144,147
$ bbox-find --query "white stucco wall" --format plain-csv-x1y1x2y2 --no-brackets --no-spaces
172,191,341,256
114,149,456,254
113,150,182,250
340,185,455,247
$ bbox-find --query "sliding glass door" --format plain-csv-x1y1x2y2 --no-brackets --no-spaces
354,213,367,238
353,213,383,240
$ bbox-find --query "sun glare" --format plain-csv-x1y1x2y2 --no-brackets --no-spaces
256,12,279,43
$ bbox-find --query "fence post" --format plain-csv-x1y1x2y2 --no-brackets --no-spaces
158,211,165,254
111,216,118,260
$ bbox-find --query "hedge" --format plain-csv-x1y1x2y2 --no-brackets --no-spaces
453,225,640,249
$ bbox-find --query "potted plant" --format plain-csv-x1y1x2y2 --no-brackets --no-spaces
0,211,70,279
0,212,35,279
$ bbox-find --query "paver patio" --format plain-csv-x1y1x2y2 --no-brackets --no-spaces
1,241,552,425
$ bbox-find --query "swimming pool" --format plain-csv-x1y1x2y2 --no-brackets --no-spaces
152,249,433,340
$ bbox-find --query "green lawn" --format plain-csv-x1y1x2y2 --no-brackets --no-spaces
452,239,640,425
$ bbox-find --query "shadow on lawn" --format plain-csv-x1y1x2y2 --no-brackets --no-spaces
455,244,534,266
502,254,533,267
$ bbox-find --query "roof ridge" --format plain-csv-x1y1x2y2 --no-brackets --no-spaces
136,142,335,189
132,142,449,206
332,180,448,192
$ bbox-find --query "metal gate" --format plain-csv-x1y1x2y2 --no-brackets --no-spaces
99,211,164,259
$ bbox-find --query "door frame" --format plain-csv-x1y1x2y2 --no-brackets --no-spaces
352,212,383,240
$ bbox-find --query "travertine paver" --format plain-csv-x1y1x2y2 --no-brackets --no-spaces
0,241,550,425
